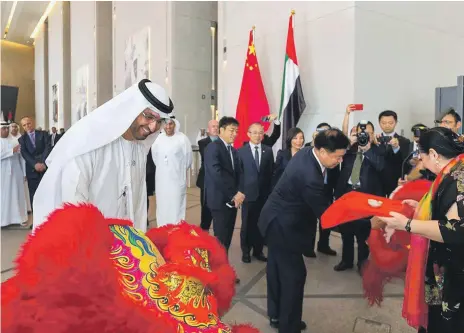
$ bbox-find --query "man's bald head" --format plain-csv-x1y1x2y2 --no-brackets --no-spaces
207,119,219,136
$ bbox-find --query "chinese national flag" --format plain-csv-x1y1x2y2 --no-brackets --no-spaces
234,29,270,149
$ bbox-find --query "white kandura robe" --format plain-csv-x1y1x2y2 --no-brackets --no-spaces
152,132,192,226
9,133,31,212
1,138,28,226
60,137,148,232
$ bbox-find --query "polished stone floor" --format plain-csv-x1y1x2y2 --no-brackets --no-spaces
1,188,415,333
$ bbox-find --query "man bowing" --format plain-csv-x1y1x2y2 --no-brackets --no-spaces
259,129,349,333
152,118,192,226
32,79,174,232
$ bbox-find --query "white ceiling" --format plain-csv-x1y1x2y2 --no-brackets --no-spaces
1,1,50,45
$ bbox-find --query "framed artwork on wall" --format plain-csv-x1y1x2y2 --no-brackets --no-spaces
52,83,59,124
75,65,89,123
124,27,150,89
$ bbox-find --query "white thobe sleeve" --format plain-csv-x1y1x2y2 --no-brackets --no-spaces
1,146,13,160
133,174,147,232
184,136,192,169
60,152,94,204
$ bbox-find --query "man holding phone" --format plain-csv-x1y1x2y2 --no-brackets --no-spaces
376,110,411,196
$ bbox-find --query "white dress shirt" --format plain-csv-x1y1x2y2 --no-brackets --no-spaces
312,149,327,184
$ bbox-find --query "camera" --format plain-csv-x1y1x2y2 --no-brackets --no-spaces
356,120,370,147
378,135,392,144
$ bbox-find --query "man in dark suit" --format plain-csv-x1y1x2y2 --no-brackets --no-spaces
18,116,52,210
49,126,61,148
377,110,411,196
259,129,350,333
243,114,281,147
204,116,244,284
305,123,338,256
333,121,384,272
238,122,274,263
196,119,219,230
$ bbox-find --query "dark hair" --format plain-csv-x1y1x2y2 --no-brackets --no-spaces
378,110,398,122
314,128,350,152
356,121,375,132
286,127,304,148
219,116,239,129
418,127,464,159
316,122,331,129
411,123,427,131
440,107,461,123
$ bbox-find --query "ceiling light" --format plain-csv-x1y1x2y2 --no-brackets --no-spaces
30,1,57,39
3,1,18,39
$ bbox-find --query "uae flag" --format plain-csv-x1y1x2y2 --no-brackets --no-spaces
279,12,306,150
234,28,270,149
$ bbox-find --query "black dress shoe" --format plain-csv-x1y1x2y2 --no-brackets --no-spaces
235,278,240,284
317,246,337,256
269,318,307,330
334,261,354,271
253,253,267,262
242,254,251,263
304,250,317,258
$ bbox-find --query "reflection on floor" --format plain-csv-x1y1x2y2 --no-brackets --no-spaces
1,188,415,333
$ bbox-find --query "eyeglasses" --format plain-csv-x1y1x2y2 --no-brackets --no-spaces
142,111,163,124
435,120,455,125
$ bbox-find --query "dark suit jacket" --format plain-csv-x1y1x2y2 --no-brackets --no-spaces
334,144,385,198
49,133,61,147
204,139,243,210
19,130,52,179
258,147,333,254
238,143,274,202
272,148,292,188
262,122,281,147
196,136,213,188
378,133,411,195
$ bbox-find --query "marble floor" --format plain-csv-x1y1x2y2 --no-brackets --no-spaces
1,188,415,333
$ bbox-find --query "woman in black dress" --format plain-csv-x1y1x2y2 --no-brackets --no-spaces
379,127,464,333
272,127,304,187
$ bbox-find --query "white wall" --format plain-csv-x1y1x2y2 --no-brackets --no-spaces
34,23,48,129
70,1,96,125
218,1,356,141
353,1,464,136
113,1,168,97
171,1,217,143
48,1,70,129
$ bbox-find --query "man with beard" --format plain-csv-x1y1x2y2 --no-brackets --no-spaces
32,79,174,232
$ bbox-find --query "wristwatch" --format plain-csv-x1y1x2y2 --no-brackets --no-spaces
405,219,412,232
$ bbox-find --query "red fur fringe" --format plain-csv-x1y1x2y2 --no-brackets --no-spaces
146,222,236,315
1,204,176,333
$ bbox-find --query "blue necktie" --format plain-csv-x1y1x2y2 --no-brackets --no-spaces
228,145,234,170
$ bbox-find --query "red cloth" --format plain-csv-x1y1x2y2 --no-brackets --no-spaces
234,29,270,149
321,179,432,229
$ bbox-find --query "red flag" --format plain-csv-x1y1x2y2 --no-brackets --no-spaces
234,29,270,149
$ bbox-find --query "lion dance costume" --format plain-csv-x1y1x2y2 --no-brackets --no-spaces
1,204,259,333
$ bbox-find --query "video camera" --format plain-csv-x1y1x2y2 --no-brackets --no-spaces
357,120,370,147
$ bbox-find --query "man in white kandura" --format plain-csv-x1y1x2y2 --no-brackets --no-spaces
9,121,32,213
1,122,28,227
152,118,192,226
32,79,175,232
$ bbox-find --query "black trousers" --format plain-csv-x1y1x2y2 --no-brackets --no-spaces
200,188,213,231
266,222,306,333
27,176,42,212
418,304,464,333
240,198,265,255
308,214,331,250
211,206,237,254
339,218,371,265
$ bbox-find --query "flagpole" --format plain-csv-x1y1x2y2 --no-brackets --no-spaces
252,25,255,44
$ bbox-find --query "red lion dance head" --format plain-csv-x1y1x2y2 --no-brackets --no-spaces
1,204,259,333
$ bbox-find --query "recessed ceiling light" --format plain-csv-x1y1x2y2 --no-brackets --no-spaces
30,1,57,39
3,1,18,39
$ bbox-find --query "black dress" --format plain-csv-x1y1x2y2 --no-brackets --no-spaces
419,163,464,332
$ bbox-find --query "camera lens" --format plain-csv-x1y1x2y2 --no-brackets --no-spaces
357,132,369,147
